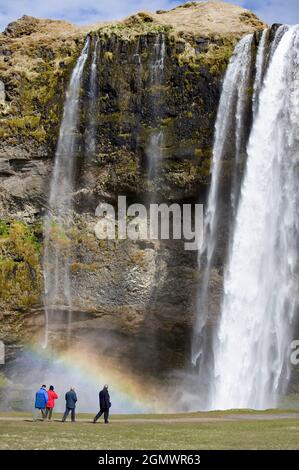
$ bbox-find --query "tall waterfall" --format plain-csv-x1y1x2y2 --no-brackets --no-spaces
147,33,166,180
211,25,299,409
85,37,99,158
43,39,90,348
252,29,268,116
191,35,253,403
269,25,290,59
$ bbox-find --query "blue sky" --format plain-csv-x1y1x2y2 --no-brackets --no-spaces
0,1,298,33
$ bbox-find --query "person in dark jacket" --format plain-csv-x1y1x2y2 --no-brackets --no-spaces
33,384,48,421
93,384,111,424
62,387,77,422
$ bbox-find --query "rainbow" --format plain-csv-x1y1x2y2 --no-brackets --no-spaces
19,343,173,414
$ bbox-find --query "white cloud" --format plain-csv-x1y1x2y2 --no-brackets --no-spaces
251,0,299,25
0,0,181,32
1,1,298,33
231,0,299,25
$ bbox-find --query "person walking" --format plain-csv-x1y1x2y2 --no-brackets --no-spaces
62,387,77,422
45,385,58,421
33,385,48,421
93,384,111,424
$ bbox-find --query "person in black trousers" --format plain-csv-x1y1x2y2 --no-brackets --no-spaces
62,387,77,422
93,384,111,424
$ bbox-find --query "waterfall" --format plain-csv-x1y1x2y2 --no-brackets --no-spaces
211,25,299,409
191,35,253,405
133,37,142,68
231,35,254,216
85,37,99,159
43,38,90,348
147,33,166,180
252,29,268,116
269,24,290,59
152,33,166,82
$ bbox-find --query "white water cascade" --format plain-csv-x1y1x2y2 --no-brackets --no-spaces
147,33,166,180
191,35,253,396
211,26,299,409
252,29,268,116
269,25,290,59
43,39,90,348
85,37,99,158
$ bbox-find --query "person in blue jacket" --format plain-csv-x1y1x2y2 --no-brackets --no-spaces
33,384,48,421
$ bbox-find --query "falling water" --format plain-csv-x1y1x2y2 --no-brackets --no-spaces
269,24,290,59
85,37,99,158
212,26,299,409
152,33,166,82
147,33,166,180
252,29,269,116
231,36,254,216
43,38,90,348
133,37,142,68
253,26,289,117
191,35,253,402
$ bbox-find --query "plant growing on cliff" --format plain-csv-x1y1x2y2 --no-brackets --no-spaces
0,221,42,310
98,16,172,41
0,18,84,147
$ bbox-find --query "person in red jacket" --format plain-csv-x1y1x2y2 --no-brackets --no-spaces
45,385,58,421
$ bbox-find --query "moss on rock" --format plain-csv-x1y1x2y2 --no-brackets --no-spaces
0,16,85,149
0,220,42,311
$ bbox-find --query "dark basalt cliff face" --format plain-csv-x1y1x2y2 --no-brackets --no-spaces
0,3,266,392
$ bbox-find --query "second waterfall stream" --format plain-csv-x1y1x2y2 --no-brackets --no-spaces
194,25,299,409
43,38,90,348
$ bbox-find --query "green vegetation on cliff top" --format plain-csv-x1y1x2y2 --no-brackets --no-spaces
0,17,83,146
0,2,265,146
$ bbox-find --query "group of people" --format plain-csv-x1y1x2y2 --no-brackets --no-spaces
34,384,111,424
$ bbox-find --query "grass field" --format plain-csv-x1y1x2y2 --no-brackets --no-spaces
0,410,299,449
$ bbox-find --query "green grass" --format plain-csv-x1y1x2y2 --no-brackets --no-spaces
0,412,298,449
1,409,299,420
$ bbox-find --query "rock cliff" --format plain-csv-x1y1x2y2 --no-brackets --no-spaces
0,2,266,402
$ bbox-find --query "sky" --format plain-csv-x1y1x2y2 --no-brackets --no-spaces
0,0,298,33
